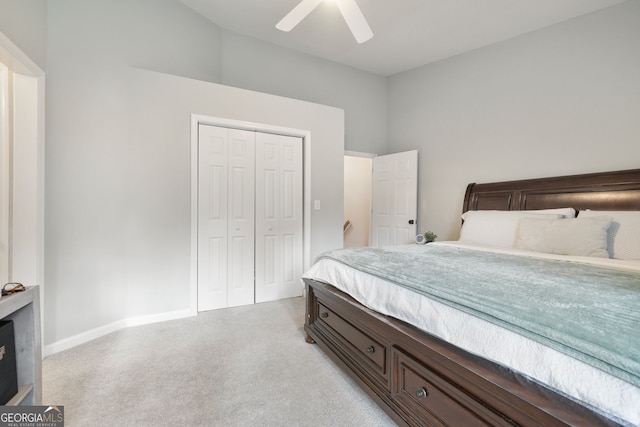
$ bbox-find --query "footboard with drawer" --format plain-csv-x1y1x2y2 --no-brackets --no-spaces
304,279,621,427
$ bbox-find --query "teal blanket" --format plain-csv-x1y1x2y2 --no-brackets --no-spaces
318,244,640,387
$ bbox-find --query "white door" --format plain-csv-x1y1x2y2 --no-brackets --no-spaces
255,133,303,303
198,125,255,311
371,150,418,246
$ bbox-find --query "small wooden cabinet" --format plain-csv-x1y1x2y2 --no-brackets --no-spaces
0,287,42,406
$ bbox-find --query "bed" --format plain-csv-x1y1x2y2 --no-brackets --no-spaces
302,168,640,427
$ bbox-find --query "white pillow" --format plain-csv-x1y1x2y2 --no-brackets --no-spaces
578,210,640,260
459,210,567,248
515,216,612,258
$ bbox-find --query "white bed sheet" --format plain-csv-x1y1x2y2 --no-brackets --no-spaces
303,242,640,426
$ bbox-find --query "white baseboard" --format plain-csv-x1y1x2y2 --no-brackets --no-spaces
44,308,195,357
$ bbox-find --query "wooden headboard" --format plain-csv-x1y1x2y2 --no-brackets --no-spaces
463,168,640,213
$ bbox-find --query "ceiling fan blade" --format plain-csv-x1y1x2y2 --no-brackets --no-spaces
336,0,373,43
276,0,324,32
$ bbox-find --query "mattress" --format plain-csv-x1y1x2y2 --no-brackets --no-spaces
303,241,640,426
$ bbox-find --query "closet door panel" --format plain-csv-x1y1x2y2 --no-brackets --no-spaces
198,125,255,311
255,133,303,303
279,136,303,299
198,125,229,311
255,134,281,302
227,129,255,307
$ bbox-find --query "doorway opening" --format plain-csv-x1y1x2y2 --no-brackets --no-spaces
343,152,373,248
344,150,418,248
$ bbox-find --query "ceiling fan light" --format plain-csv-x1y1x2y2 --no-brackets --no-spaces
276,0,373,44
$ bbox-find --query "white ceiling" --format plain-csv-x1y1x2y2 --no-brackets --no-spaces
178,0,627,76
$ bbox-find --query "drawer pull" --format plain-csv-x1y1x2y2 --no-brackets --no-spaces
415,387,428,400
366,345,375,354
320,312,329,318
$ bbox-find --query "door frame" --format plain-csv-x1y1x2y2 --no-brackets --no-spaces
190,114,311,315
0,31,45,339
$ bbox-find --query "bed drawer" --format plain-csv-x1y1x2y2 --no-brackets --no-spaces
392,348,513,427
316,302,387,378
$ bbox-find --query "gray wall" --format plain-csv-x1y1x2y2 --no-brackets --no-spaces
114,69,342,348
38,0,353,349
220,32,388,154
388,1,640,240
43,0,224,346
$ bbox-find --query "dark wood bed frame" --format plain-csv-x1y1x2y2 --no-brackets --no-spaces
304,168,640,427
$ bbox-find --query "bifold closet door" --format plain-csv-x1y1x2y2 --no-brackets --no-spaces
255,133,303,303
198,125,255,311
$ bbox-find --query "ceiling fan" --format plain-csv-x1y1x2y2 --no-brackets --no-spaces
276,0,373,44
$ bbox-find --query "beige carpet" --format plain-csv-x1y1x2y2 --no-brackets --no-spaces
43,297,397,426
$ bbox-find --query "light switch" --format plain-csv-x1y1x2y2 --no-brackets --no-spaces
314,200,321,210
